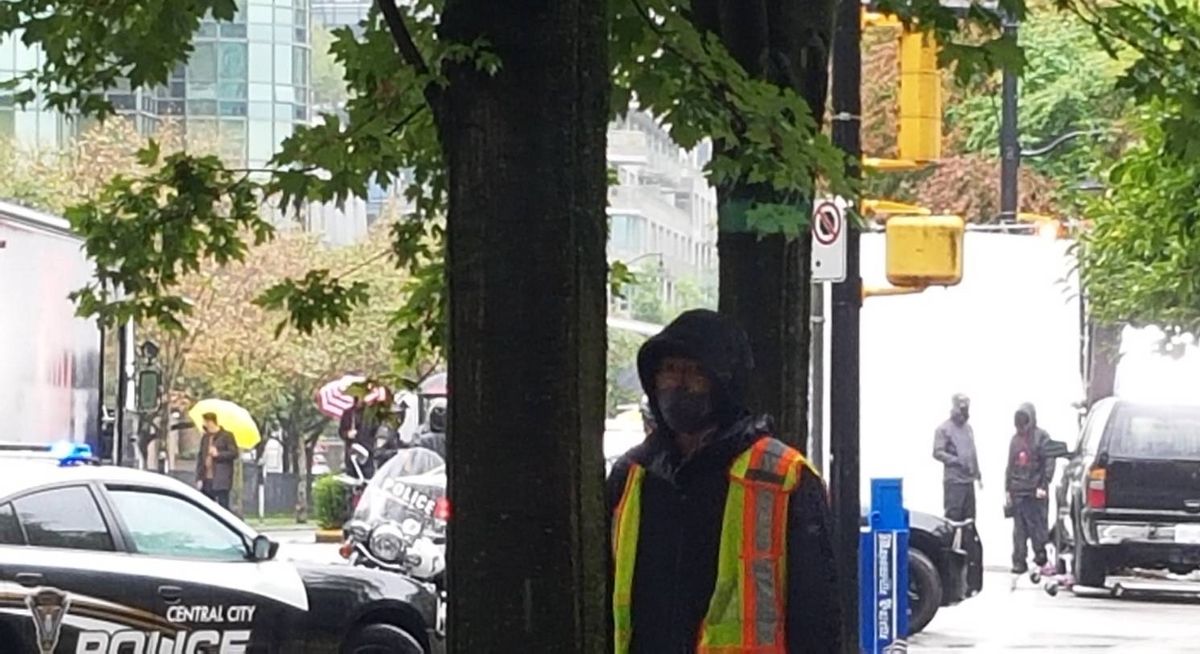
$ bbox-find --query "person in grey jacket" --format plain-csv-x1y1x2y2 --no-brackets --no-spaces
1005,402,1056,574
933,393,981,521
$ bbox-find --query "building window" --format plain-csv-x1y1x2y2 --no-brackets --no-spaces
189,42,218,83
219,42,248,82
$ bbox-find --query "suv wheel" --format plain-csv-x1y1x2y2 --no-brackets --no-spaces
346,624,424,654
1074,535,1106,588
908,548,943,636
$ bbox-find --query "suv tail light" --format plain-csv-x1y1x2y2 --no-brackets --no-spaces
434,497,451,521
1086,467,1107,509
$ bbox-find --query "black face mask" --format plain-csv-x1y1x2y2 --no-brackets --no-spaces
956,408,970,422
1014,412,1031,430
657,388,715,435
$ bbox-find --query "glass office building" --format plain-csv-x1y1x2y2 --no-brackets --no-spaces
0,0,312,170
174,0,312,168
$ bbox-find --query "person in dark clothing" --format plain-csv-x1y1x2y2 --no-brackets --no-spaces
339,398,379,479
1005,402,1056,574
195,413,238,510
373,403,411,467
606,309,841,653
933,393,981,521
415,399,447,460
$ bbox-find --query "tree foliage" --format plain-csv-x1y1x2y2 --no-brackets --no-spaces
1072,0,1200,335
0,0,1034,349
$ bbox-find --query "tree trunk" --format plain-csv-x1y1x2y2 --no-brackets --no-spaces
692,0,835,451
1086,322,1121,407
436,1,608,650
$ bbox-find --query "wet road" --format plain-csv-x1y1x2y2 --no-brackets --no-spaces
910,572,1200,652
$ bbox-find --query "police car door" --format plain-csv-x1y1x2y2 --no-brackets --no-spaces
98,484,309,653
0,483,164,653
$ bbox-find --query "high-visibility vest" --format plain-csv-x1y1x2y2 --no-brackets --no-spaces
611,436,810,654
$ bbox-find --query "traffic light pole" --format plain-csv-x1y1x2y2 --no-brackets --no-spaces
999,15,1019,222
830,0,862,648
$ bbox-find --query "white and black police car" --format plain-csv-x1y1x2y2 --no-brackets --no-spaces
0,442,444,654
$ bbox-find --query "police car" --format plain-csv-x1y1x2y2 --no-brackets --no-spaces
0,443,443,654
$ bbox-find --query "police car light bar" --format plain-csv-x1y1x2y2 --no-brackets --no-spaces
50,441,96,467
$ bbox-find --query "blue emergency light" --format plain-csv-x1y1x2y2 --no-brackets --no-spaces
50,441,94,467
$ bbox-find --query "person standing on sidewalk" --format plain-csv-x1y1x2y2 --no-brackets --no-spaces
607,309,841,653
195,413,237,510
933,393,981,521
1005,402,1056,575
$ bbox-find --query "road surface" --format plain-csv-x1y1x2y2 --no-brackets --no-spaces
263,527,346,565
911,572,1200,652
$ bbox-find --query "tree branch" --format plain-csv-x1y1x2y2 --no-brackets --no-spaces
375,0,442,112
389,104,428,136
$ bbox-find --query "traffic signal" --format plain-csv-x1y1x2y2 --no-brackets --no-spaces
897,29,942,163
885,215,964,287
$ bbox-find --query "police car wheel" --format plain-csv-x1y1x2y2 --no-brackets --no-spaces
347,623,425,654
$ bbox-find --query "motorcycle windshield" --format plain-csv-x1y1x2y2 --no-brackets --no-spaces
353,447,447,527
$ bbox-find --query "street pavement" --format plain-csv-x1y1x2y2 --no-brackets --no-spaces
263,527,347,566
910,572,1200,652
266,529,1200,651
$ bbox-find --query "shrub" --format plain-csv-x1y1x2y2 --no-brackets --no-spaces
313,475,350,530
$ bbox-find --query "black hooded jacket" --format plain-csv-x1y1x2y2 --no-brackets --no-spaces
1005,402,1056,497
606,309,841,653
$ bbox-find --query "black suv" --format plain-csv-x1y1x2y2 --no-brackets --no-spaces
1053,397,1200,587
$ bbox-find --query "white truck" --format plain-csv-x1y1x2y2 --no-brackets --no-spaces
0,200,103,450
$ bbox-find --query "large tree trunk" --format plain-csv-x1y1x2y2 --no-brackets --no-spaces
437,1,609,651
692,0,835,450
1086,321,1121,407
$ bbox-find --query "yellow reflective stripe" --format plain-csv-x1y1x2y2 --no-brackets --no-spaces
612,464,645,654
700,447,753,648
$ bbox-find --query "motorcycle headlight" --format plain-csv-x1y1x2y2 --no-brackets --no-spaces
345,520,369,541
370,524,405,562
401,518,423,538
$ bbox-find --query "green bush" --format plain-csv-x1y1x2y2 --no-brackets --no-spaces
313,475,350,530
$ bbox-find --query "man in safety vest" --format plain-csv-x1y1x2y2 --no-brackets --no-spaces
607,309,841,653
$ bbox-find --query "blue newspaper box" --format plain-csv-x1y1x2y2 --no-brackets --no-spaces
860,478,910,653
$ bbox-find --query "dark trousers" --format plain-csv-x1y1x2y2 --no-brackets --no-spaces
1011,495,1049,571
944,481,977,521
202,482,230,510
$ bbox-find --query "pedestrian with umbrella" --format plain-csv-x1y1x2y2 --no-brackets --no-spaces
188,399,262,511
315,375,388,479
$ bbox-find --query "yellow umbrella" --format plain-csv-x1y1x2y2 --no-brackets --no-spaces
188,399,261,449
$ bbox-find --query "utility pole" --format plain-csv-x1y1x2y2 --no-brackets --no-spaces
830,0,862,648
810,284,825,474
999,14,1020,222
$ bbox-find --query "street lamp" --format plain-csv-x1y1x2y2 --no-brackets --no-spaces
622,252,665,269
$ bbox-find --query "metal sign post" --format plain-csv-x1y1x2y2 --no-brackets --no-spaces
860,478,910,653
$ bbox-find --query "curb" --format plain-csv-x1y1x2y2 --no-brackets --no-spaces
315,529,343,544
250,524,313,532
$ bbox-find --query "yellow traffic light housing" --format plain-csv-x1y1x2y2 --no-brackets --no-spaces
897,30,942,163
885,215,964,287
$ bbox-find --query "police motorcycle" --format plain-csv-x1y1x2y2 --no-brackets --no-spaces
341,446,448,631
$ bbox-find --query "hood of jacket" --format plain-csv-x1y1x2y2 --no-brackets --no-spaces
1016,402,1039,433
637,309,754,432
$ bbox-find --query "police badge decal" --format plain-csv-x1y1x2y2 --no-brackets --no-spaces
26,587,70,654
